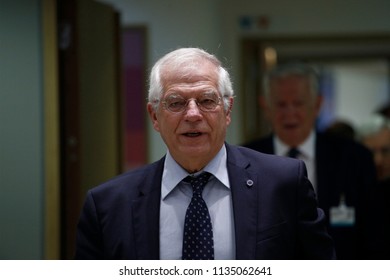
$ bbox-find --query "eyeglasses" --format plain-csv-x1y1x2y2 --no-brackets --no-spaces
161,93,222,113
371,147,390,157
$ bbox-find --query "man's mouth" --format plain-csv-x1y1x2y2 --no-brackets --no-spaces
183,132,203,137
284,124,298,130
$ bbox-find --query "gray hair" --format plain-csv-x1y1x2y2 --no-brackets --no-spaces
263,63,320,100
356,114,390,141
148,47,234,111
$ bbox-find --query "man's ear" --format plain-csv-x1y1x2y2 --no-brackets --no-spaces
315,95,324,116
259,95,267,109
226,97,234,116
259,95,271,119
147,103,160,132
225,97,234,126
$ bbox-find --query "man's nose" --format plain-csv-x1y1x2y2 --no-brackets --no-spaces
373,150,384,164
281,104,297,115
185,99,202,116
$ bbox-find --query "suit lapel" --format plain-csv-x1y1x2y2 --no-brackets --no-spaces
226,144,258,259
131,159,164,259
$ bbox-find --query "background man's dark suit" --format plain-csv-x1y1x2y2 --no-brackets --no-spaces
244,132,386,259
75,144,335,259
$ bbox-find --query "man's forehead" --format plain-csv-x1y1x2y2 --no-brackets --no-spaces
270,74,309,84
161,65,218,90
163,60,217,78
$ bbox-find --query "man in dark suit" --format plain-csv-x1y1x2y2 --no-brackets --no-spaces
244,63,385,259
75,48,335,260
356,114,390,258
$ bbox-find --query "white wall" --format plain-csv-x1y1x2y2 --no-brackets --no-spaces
99,0,390,162
0,0,44,259
332,60,389,125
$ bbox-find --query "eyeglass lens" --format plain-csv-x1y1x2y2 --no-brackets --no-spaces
163,93,220,112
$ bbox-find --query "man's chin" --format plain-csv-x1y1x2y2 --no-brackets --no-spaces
181,146,207,155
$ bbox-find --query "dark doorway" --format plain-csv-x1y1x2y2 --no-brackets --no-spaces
57,0,122,259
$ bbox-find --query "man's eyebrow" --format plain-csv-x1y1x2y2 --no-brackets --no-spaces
202,90,218,95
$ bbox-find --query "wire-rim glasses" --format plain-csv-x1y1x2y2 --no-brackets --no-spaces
161,93,222,113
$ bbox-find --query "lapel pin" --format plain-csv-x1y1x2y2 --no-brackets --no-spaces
246,179,254,188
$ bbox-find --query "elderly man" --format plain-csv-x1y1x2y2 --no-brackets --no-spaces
75,48,335,260
244,63,385,259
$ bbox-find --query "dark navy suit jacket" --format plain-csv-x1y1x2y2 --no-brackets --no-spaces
75,143,335,259
244,133,386,259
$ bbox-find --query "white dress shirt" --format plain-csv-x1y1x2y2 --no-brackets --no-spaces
274,131,317,192
159,145,236,259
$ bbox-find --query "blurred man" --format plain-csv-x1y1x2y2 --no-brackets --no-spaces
357,114,390,183
357,114,390,258
244,63,385,259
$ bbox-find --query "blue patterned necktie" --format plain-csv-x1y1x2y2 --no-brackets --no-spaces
182,172,214,260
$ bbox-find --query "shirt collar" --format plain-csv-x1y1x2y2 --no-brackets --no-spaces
274,130,316,159
161,145,230,200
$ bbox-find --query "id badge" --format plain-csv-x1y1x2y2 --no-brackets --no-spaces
330,195,355,227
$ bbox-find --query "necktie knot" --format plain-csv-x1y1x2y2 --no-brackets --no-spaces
287,147,300,158
184,172,211,196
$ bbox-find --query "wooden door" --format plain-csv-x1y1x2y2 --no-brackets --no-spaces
58,0,121,259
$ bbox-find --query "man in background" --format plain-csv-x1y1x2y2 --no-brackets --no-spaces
357,114,390,258
244,63,385,259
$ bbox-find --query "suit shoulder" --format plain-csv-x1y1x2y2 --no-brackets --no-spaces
236,145,270,157
87,159,163,197
241,135,273,153
235,144,300,169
